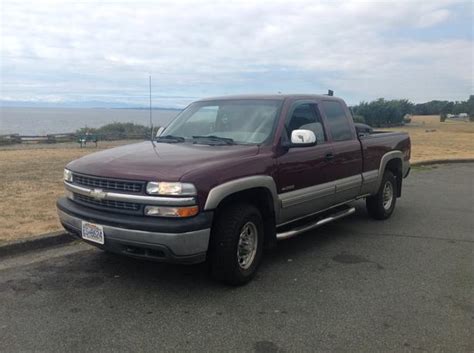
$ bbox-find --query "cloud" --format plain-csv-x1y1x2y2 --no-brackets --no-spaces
416,9,451,28
1,0,472,106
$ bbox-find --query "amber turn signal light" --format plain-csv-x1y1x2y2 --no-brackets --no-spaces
144,205,199,218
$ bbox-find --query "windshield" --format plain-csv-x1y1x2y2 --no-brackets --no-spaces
162,99,282,144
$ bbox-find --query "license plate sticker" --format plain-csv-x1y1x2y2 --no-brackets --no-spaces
81,221,105,245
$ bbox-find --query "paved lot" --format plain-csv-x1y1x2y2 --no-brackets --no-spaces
0,163,472,353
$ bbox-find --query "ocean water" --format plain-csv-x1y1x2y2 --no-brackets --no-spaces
0,107,180,135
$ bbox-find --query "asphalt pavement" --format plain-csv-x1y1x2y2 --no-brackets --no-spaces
0,163,472,353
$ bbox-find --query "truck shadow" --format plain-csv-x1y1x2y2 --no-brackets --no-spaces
80,201,370,289
13,201,374,297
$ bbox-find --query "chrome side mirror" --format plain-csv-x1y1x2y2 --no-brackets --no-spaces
290,129,317,147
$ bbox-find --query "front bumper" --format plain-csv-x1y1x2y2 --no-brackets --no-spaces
57,197,212,264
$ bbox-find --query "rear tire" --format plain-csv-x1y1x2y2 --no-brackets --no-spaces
209,203,264,286
366,170,397,220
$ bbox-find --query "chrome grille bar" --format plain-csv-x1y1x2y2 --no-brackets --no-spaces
74,193,141,211
65,182,196,206
73,174,143,193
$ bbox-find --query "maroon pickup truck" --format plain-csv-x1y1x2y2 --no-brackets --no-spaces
57,94,410,285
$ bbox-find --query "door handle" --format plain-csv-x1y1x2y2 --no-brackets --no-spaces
325,153,334,161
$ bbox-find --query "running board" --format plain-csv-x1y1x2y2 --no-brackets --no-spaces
276,207,356,240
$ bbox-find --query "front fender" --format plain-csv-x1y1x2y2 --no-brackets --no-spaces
203,175,279,218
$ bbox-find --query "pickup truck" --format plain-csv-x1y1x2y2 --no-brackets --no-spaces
57,94,410,285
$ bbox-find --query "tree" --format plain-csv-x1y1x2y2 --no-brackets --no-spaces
467,95,474,117
352,96,472,126
352,99,412,127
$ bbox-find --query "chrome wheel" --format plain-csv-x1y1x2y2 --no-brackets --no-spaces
237,221,258,270
382,181,394,211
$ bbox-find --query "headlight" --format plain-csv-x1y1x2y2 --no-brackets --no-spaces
146,182,196,196
64,169,73,182
144,205,199,218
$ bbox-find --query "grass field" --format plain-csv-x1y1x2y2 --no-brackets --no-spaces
1,116,473,242
0,141,141,243
385,115,474,162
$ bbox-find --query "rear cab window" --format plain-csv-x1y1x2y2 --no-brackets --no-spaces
321,100,353,141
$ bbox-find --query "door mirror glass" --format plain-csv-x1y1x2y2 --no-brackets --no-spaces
290,129,316,146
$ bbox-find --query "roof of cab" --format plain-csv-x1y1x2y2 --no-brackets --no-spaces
197,93,344,102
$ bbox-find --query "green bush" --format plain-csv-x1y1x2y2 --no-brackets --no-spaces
352,95,473,125
352,99,413,127
414,96,473,115
440,114,447,122
76,122,157,140
352,115,365,123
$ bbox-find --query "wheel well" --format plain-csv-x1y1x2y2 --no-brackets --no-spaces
385,158,403,197
212,188,277,248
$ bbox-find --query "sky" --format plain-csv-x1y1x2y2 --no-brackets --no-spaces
1,0,473,108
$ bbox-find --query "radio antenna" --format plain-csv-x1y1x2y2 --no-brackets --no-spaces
149,76,155,146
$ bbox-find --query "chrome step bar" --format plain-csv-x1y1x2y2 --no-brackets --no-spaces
276,207,356,240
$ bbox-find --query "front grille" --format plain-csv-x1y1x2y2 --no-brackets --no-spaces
73,174,143,193
74,193,141,212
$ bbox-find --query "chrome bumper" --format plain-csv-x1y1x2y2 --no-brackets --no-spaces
58,209,210,263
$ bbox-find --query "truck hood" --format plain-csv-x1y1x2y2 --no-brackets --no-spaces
67,141,260,181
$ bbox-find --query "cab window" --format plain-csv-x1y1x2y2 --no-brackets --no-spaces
286,103,326,143
321,101,353,141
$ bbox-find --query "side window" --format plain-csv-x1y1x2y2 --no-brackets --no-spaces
287,103,326,143
321,101,353,141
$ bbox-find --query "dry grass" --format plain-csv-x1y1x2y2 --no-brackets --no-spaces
1,116,473,242
385,115,474,162
0,141,141,243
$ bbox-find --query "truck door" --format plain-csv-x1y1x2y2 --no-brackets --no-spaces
319,100,363,204
277,101,335,224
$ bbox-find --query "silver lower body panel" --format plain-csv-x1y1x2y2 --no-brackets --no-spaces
58,209,210,263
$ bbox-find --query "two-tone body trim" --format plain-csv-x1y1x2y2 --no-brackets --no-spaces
278,175,362,224
204,175,280,218
360,170,379,195
374,150,410,190
280,182,335,209
336,175,363,193
202,151,410,230
279,175,363,210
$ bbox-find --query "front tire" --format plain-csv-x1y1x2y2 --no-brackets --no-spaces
366,170,397,220
209,203,264,285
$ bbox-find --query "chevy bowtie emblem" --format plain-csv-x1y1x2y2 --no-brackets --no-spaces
90,188,106,200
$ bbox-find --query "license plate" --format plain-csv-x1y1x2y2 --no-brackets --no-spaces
82,221,104,244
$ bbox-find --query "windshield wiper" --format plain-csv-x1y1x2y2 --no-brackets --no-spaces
156,135,185,143
192,135,235,145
